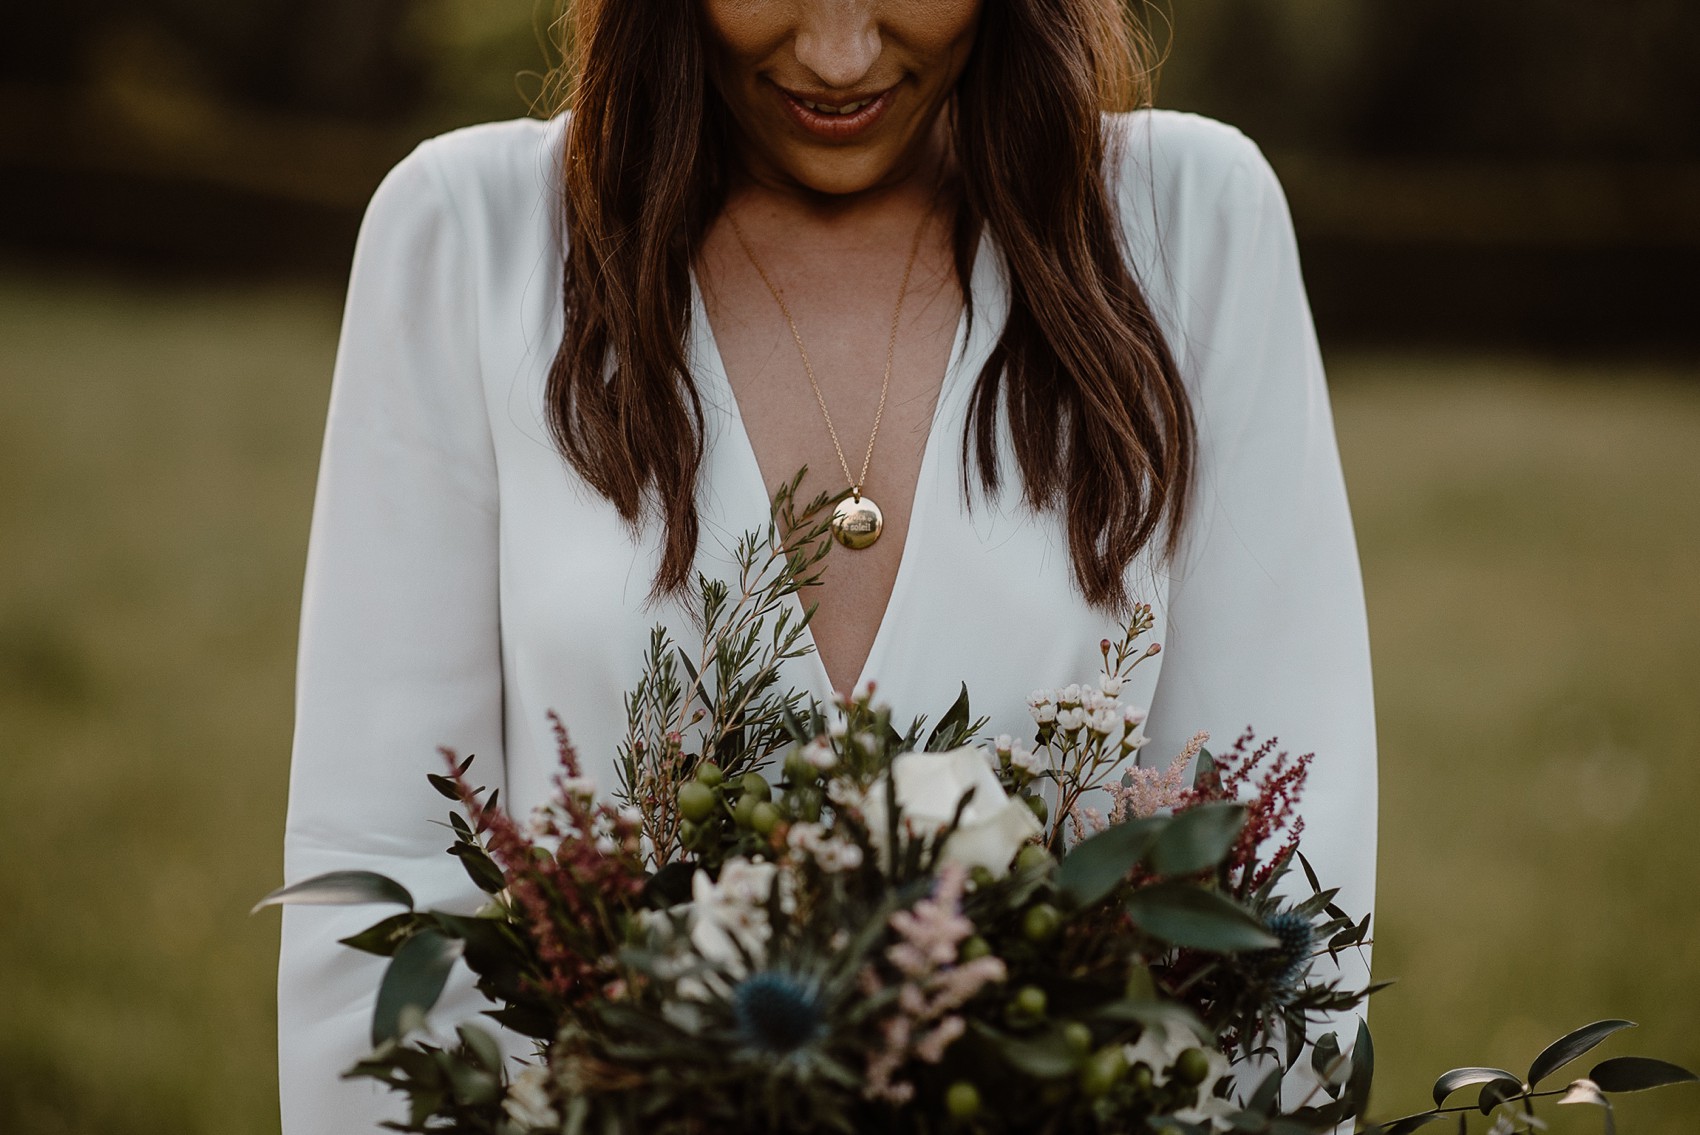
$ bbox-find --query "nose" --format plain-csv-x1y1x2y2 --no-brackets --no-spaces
792,0,881,91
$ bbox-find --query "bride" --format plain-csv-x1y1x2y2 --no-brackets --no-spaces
277,0,1377,1128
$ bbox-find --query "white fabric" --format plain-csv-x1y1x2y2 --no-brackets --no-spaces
278,109,1377,1130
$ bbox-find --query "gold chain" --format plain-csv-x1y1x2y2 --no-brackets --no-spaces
724,186,939,500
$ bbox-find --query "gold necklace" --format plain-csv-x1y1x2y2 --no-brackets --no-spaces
725,188,938,551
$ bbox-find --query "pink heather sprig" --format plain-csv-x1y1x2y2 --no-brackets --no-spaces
864,863,1007,1103
1109,731,1207,824
444,713,646,1006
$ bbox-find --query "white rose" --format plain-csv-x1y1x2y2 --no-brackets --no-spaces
503,1064,560,1130
859,746,1043,878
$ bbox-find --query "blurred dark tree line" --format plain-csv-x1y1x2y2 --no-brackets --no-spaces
2,0,1695,349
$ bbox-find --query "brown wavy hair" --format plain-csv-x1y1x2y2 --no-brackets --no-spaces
545,0,1193,610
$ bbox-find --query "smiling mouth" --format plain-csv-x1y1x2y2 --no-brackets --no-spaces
775,84,896,139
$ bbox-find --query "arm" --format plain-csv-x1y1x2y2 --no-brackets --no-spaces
1141,138,1378,1106
277,139,507,1132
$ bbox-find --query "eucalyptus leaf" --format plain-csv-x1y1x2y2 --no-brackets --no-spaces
1057,817,1164,907
338,911,429,957
371,929,464,1046
426,772,462,801
1311,1031,1345,1090
1345,1016,1374,1115
1589,1056,1699,1093
1432,1066,1519,1108
1146,802,1246,877
1125,882,1280,952
1476,1076,1524,1114
251,870,414,914
1378,1112,1446,1135
1528,1020,1636,1088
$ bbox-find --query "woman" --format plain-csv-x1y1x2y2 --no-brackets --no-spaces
278,0,1378,1129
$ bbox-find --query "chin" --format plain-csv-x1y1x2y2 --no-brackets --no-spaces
776,146,912,198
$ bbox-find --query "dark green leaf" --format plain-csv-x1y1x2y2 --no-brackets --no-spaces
971,1022,1082,1079
1249,1067,1283,1113
251,870,413,914
1378,1112,1446,1135
1528,1020,1637,1088
641,861,696,908
924,683,971,751
427,773,461,801
1346,1016,1374,1115
1589,1057,1699,1093
456,1024,505,1073
1311,1031,1345,1091
1432,1067,1519,1108
1057,817,1164,908
1146,802,1246,876
338,912,429,957
1126,882,1280,952
372,929,463,1046
1476,1076,1524,1113
448,843,506,894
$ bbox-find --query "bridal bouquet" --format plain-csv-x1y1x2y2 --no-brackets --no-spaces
259,480,1694,1135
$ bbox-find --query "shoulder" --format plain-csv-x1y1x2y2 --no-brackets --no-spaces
359,115,566,255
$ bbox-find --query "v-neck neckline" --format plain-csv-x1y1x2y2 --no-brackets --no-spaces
689,232,992,698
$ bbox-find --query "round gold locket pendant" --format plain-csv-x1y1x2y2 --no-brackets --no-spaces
830,495,884,550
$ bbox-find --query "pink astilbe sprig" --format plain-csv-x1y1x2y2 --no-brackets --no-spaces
444,711,646,1005
1109,730,1209,824
863,863,1007,1103
1176,727,1312,894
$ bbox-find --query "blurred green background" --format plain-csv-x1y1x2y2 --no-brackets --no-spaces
1,2,1696,1132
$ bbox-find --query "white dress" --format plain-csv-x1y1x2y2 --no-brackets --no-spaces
278,109,1377,1132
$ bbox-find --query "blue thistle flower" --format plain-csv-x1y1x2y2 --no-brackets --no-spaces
1258,910,1317,1003
731,971,827,1054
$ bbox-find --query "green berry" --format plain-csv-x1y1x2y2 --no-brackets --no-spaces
694,762,724,789
959,935,993,962
1130,1063,1155,1093
1024,794,1048,823
945,1081,981,1120
1014,985,1047,1019
1015,843,1054,873
1022,903,1062,943
679,819,701,845
1062,1021,1094,1055
677,781,717,824
750,801,782,836
968,865,996,890
1172,1047,1211,1087
739,772,772,802
1078,1046,1128,1098
733,793,761,828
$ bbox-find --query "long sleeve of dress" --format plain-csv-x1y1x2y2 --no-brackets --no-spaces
1139,131,1378,1099
277,138,508,1133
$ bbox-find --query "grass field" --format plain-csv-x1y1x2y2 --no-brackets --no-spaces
1,272,1695,1132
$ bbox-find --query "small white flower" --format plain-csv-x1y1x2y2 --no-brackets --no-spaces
1098,671,1126,697
688,857,779,976
1031,702,1058,726
994,734,1014,756
803,735,839,770
1058,683,1084,707
1086,708,1120,736
1027,689,1055,709
1056,707,1086,733
558,775,597,801
618,805,643,827
827,718,848,740
1122,705,1149,727
1010,742,1044,776
826,777,860,806
594,834,617,855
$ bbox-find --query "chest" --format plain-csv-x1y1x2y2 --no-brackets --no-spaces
694,223,965,694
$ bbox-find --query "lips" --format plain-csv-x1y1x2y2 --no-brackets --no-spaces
775,84,896,141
